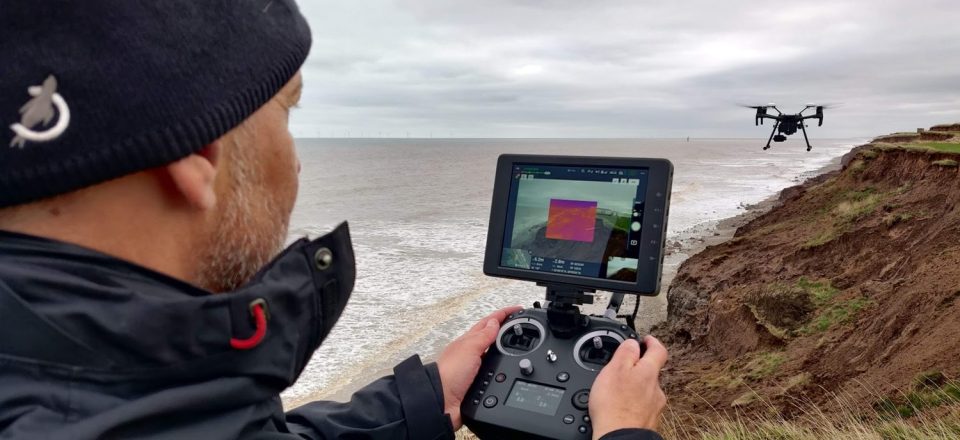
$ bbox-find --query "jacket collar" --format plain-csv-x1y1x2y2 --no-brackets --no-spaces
0,223,355,386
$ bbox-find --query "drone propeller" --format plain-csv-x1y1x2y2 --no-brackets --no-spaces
738,103,776,125
803,103,841,110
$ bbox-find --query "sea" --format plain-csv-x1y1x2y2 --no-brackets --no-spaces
280,137,860,406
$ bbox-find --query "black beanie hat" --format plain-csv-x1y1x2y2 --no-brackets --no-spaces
0,1,312,207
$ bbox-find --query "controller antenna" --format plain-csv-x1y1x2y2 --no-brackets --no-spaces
604,293,625,320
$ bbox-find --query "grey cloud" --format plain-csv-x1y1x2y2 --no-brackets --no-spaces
290,0,960,138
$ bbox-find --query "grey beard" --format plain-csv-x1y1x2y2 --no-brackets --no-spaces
196,185,288,293
195,138,289,293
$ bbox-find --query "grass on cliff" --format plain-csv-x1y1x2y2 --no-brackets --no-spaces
802,186,897,250
461,410,960,440
457,377,960,440
874,372,960,419
915,142,960,153
750,278,869,338
801,297,872,335
660,377,960,440
797,277,872,335
660,410,960,440
932,159,959,168
870,141,960,153
792,277,872,335
744,352,787,381
695,351,788,393
797,277,838,304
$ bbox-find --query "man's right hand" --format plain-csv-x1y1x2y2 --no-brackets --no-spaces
588,335,668,439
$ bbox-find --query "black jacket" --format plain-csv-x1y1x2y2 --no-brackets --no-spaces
0,225,662,440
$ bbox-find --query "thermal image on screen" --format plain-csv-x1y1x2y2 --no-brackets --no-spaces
501,164,648,281
545,199,597,243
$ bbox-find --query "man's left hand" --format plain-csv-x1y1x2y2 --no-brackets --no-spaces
436,305,523,429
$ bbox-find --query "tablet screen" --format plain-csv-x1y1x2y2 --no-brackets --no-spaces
500,163,649,282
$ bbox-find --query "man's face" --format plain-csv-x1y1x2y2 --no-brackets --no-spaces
196,73,303,293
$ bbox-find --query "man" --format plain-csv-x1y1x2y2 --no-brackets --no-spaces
0,1,668,439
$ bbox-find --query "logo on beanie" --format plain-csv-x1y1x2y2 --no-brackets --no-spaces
9,75,71,148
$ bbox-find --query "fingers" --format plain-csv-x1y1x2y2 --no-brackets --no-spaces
487,305,523,324
468,305,523,333
610,338,641,368
458,318,500,354
639,335,668,370
459,305,524,355
480,318,499,341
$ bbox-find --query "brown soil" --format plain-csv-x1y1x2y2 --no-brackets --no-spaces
931,123,960,132
654,124,960,425
874,129,957,143
920,131,954,141
874,133,923,143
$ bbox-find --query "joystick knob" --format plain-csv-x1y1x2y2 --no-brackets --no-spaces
519,359,534,376
574,330,625,371
496,317,545,356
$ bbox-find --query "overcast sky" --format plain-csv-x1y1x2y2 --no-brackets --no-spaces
290,0,960,139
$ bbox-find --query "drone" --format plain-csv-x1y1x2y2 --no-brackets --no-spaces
742,103,830,151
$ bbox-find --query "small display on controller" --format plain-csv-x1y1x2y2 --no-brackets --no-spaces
505,380,566,417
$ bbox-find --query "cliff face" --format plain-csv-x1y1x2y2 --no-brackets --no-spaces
656,128,960,419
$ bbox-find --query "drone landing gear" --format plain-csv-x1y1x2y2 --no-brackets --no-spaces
764,121,780,150
800,123,813,151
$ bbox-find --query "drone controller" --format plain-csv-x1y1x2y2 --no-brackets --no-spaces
462,155,673,440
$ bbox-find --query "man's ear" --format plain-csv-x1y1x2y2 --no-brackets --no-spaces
165,142,222,210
